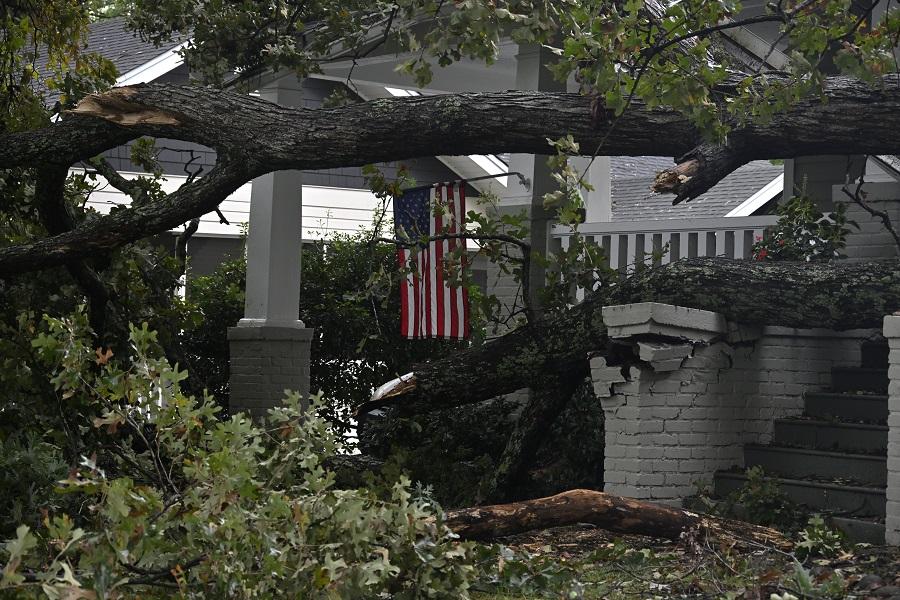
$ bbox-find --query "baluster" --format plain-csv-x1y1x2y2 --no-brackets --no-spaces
658,232,670,265
626,234,637,273
722,230,734,258
697,231,707,256
601,235,612,269
643,233,654,268
609,234,620,272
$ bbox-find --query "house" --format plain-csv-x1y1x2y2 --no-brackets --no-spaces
56,14,900,544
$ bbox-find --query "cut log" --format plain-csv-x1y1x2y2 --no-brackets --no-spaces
444,489,792,550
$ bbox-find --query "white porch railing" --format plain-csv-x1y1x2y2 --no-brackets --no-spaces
550,215,779,300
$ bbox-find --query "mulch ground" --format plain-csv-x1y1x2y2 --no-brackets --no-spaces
490,525,900,599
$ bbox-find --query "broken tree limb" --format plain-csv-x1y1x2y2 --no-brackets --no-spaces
444,489,792,550
360,257,900,416
652,142,749,203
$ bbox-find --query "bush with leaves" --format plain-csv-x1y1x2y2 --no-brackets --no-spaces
1,312,481,598
751,194,856,262
795,515,845,560
716,467,802,531
180,233,465,437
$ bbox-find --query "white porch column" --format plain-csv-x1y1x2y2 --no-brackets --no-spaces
500,44,566,313
241,167,304,327
228,76,313,418
570,156,612,222
883,315,900,544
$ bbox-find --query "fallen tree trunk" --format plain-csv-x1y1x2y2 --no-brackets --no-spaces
476,375,582,504
444,489,791,550
360,257,900,416
7,75,900,274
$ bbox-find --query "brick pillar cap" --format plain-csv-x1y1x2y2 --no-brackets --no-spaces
884,314,900,338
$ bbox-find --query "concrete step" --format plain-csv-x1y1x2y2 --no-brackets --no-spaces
683,497,886,544
830,366,888,394
803,392,888,423
831,516,885,545
714,471,885,517
772,418,888,453
744,445,886,486
861,339,889,369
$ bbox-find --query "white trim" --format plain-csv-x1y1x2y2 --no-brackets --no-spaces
872,155,900,182
115,41,191,86
721,28,789,70
724,174,784,217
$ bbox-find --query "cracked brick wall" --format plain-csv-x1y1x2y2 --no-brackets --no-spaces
593,308,873,503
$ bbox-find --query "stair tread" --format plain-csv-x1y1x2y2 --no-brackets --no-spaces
746,444,886,460
805,391,888,400
773,417,888,431
716,470,886,493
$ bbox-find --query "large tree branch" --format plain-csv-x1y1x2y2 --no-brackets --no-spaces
3,76,900,273
0,162,251,276
360,257,900,416
5,76,900,172
652,142,749,203
33,164,114,335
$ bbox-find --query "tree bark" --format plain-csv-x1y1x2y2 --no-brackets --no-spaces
360,257,900,416
4,75,900,274
444,489,791,550
477,376,582,504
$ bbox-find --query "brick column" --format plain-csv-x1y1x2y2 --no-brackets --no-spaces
594,302,873,504
227,326,313,419
884,315,900,544
229,75,314,418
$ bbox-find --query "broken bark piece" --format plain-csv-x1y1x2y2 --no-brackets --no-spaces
651,143,748,203
69,87,184,126
652,159,699,192
444,488,791,550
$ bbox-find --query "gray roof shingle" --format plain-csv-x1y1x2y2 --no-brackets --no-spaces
32,17,186,94
83,17,187,76
610,156,675,179
611,160,783,221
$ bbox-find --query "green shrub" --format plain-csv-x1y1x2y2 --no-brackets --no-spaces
181,234,464,437
0,433,68,538
796,515,845,559
721,466,801,530
1,313,478,598
751,194,855,262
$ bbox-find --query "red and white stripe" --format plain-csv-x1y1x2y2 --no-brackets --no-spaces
399,182,469,339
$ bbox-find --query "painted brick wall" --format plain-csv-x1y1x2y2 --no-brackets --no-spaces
228,326,313,419
480,203,532,334
596,316,873,503
883,316,900,545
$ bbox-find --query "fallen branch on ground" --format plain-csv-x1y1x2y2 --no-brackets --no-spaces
443,489,792,550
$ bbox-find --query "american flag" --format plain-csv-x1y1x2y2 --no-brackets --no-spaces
394,182,470,339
